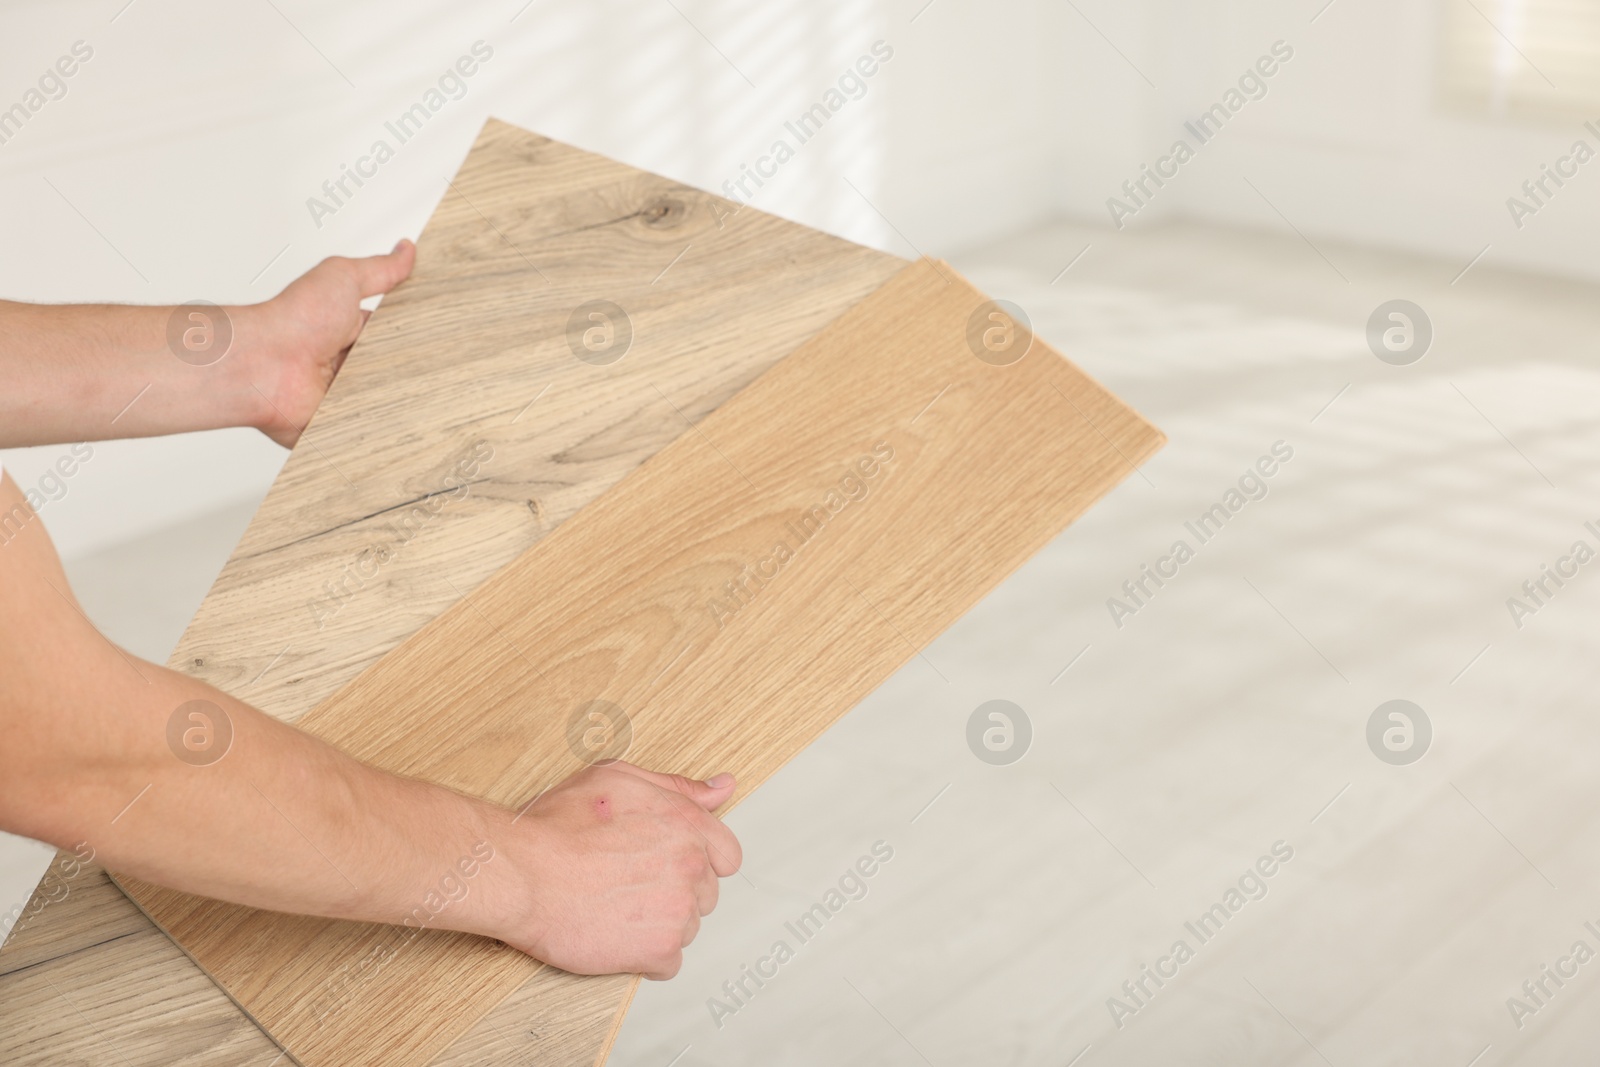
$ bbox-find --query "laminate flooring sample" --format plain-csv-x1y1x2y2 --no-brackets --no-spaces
118,162,1163,1067
121,256,1163,1065
0,120,908,1067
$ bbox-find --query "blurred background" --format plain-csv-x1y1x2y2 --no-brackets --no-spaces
5,0,1600,1063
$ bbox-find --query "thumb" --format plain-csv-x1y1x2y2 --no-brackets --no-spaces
691,771,737,811
606,762,736,812
351,238,416,298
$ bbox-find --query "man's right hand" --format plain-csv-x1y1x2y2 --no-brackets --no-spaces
485,760,742,979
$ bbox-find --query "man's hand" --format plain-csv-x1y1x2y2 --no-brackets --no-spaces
2,465,743,976
0,239,415,450
240,239,416,446
489,761,743,980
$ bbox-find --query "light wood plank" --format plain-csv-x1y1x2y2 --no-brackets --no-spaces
0,920,281,1067
120,255,1163,1066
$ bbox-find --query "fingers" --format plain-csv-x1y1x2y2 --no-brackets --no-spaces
681,912,701,947
606,762,736,813
643,947,684,981
697,817,742,879
693,863,719,916
337,308,374,356
349,238,416,298
605,763,744,877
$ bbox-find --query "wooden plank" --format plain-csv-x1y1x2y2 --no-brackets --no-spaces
1,120,904,1064
168,118,905,730
118,255,1164,1066
0,923,283,1067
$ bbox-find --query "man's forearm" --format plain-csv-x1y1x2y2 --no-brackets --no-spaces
0,231,740,973
1,242,416,450
10,658,517,934
0,300,271,448
0,472,522,939
0,475,739,976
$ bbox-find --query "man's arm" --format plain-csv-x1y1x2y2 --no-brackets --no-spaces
0,240,416,449
0,471,741,977
0,241,743,977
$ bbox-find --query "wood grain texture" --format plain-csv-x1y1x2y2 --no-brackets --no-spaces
120,253,1163,1066
3,119,904,1065
166,118,905,731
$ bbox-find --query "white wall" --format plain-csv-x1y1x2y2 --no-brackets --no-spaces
1,0,1068,559
9,0,1600,559
1055,0,1600,283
